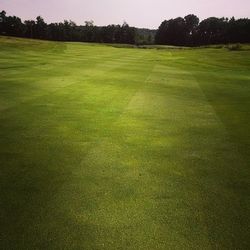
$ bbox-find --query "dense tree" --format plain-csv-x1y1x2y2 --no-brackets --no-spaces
0,10,138,44
156,14,250,46
0,11,6,33
0,11,24,37
33,16,47,39
197,17,228,45
184,14,199,45
24,20,35,38
155,17,191,46
227,18,250,43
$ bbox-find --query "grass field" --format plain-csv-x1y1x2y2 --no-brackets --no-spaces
0,36,250,249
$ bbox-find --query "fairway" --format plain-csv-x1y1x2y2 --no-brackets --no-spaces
0,36,250,249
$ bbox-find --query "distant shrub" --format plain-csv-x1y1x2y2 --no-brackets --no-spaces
213,45,224,49
226,43,242,51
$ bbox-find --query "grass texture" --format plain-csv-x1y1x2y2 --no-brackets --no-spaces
0,36,250,249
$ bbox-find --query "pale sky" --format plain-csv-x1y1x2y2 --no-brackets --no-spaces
1,0,250,28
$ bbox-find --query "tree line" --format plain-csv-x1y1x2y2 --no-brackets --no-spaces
0,11,140,44
1,10,250,46
156,14,250,46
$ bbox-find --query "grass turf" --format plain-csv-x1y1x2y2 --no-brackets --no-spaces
0,36,250,249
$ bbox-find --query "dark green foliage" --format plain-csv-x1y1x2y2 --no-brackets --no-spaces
0,11,25,37
2,10,250,46
0,11,137,44
156,15,250,46
155,17,189,46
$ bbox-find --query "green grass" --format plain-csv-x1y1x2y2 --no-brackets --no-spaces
0,36,250,249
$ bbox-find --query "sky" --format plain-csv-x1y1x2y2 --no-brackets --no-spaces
1,0,250,28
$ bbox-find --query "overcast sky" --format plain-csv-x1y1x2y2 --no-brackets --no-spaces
1,0,250,28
